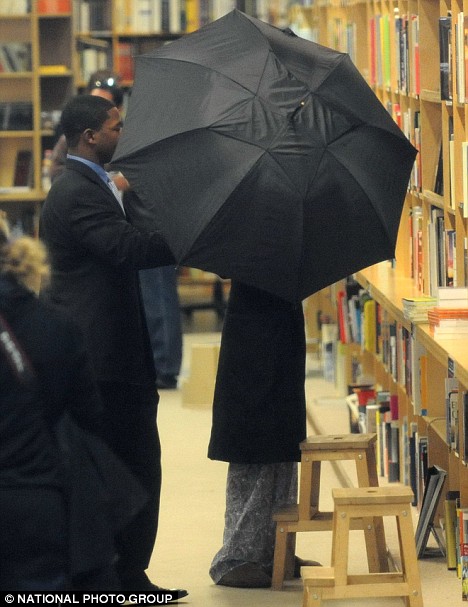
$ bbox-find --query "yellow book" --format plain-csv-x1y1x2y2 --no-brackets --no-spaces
185,0,199,32
445,491,460,570
375,408,381,475
363,298,377,353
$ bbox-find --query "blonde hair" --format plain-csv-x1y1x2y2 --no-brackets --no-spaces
0,212,50,292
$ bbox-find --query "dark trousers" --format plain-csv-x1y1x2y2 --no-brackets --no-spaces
139,266,183,379
0,487,69,591
98,381,161,582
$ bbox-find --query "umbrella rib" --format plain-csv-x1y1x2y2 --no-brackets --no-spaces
143,56,263,100
139,55,292,120
244,15,349,93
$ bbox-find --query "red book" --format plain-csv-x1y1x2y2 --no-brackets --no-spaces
37,0,71,13
117,42,134,83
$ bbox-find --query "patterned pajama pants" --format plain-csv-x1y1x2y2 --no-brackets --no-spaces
209,461,297,583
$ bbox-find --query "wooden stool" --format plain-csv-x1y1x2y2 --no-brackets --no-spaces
302,485,423,607
272,433,388,590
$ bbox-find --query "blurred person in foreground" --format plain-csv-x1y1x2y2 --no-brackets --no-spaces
0,214,119,590
40,94,187,598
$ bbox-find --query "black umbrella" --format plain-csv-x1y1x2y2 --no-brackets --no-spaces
111,9,417,303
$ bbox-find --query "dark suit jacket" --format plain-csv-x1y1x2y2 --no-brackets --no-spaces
40,158,176,384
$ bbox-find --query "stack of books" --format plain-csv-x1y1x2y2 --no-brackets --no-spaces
402,295,437,323
428,308,468,338
426,286,468,337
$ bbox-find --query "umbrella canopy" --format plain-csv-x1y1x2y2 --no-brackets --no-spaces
111,9,417,303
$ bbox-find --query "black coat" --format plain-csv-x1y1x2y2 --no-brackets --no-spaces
40,159,175,384
0,275,140,579
208,282,307,464
0,275,102,489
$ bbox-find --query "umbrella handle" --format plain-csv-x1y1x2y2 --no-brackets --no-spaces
290,101,306,121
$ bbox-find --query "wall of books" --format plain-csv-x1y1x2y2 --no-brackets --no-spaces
290,0,468,587
74,1,292,85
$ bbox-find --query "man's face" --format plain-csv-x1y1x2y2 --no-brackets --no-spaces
94,106,122,165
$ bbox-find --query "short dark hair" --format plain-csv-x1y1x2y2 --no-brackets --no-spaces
61,95,115,147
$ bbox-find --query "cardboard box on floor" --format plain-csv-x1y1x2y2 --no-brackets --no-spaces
181,342,220,407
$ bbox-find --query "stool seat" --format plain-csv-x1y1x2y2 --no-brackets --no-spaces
333,485,414,505
272,433,387,590
302,485,423,607
300,433,377,451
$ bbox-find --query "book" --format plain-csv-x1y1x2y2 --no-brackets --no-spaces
116,42,134,82
446,377,460,452
438,286,468,307
185,0,199,32
410,14,420,95
446,491,461,570
0,102,33,131
388,420,400,482
460,508,468,598
415,464,447,557
463,392,468,463
411,334,426,415
458,13,466,103
402,295,436,323
463,142,468,219
13,150,33,188
416,434,428,510
446,229,457,287
434,143,444,196
37,0,71,12
0,0,30,14
132,0,154,33
401,415,410,486
362,297,377,353
439,15,452,100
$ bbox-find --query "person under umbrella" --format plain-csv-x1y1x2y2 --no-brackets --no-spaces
208,281,320,587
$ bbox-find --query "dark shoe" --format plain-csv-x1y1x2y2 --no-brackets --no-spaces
140,584,188,602
156,374,178,389
217,562,272,588
121,573,188,601
293,556,322,578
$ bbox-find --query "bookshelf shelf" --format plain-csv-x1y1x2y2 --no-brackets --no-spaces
0,131,33,138
420,89,441,103
38,13,73,19
0,73,33,79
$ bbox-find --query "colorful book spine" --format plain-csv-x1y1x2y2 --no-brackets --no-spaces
446,491,461,570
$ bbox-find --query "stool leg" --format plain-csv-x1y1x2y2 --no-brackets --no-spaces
299,459,321,519
272,524,292,590
396,509,423,607
284,531,296,579
303,585,322,607
331,507,350,586
356,449,388,572
361,515,387,572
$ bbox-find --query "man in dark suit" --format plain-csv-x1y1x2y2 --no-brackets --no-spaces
40,95,187,598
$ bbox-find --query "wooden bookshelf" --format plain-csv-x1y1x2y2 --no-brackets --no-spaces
0,2,75,234
288,0,468,519
73,1,292,87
